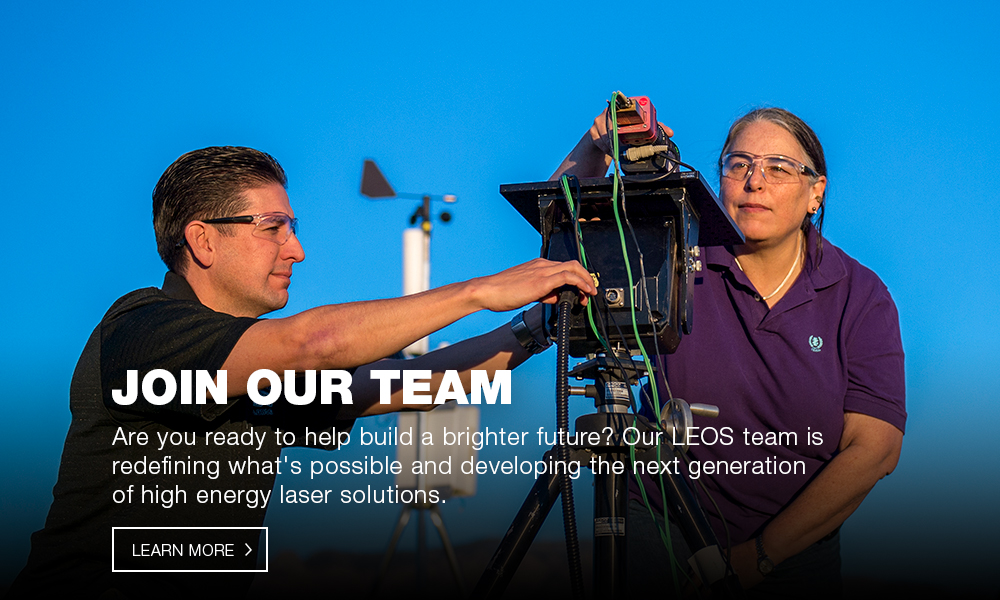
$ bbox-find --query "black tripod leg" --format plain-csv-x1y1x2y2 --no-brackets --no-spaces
429,505,467,597
417,506,427,595
471,451,562,600
373,504,413,596
593,449,628,599
639,448,742,597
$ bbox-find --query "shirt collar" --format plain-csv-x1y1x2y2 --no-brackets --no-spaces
161,271,202,303
704,223,846,290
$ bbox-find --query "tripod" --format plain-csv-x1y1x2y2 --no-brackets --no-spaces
492,144,745,598
373,404,477,598
374,500,466,597
472,350,741,599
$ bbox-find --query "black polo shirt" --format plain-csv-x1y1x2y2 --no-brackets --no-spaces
10,272,354,598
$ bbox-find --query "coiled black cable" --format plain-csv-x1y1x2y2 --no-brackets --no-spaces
556,291,584,599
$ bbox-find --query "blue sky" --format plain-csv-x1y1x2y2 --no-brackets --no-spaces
2,0,998,592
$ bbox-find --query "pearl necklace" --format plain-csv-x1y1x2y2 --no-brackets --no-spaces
734,230,803,302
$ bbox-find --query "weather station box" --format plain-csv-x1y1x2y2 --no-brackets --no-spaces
396,404,479,499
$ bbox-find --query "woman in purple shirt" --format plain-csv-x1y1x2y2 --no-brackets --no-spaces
553,107,906,597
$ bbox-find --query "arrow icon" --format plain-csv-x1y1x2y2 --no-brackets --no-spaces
245,543,252,557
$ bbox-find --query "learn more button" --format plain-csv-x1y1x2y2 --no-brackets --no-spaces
112,527,267,572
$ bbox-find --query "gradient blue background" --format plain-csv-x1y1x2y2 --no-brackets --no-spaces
2,0,997,594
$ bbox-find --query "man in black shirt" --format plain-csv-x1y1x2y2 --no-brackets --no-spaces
9,147,595,598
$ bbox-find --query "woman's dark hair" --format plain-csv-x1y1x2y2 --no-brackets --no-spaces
152,146,287,273
719,108,827,250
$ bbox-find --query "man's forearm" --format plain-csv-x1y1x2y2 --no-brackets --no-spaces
348,319,536,417
222,279,483,396
221,258,595,397
283,280,482,370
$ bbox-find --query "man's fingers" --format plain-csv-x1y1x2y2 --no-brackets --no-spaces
538,291,588,307
536,263,595,308
540,261,596,297
491,259,597,310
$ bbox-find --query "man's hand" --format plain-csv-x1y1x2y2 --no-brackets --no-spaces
222,258,596,394
468,258,596,312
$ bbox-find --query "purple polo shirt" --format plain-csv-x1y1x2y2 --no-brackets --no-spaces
631,224,906,545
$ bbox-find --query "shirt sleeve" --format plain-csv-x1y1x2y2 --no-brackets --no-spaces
99,292,258,422
842,286,907,432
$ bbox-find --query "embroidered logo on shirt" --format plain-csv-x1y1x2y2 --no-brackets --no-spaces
809,336,824,352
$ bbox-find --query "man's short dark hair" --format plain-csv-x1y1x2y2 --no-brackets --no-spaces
153,146,287,273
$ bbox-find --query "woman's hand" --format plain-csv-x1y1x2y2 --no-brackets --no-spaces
738,412,902,581
730,539,764,589
589,108,675,155
550,107,675,180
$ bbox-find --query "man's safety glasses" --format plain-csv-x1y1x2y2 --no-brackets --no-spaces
203,212,299,245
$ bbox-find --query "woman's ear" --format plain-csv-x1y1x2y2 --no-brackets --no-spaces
809,176,827,213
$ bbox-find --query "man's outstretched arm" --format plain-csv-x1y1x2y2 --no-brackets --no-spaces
221,258,595,397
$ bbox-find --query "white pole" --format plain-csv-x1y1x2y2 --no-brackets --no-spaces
402,227,430,357
403,212,432,506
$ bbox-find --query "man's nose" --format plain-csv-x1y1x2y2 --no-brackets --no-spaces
283,232,305,263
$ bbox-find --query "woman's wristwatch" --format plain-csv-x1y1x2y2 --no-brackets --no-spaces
755,533,775,575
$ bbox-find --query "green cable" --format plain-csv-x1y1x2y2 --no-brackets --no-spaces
608,93,661,418
563,166,687,584
609,91,684,596
559,175,608,349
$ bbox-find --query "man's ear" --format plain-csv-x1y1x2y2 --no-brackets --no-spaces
184,221,215,268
